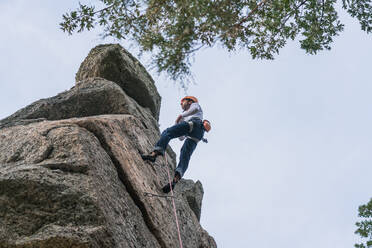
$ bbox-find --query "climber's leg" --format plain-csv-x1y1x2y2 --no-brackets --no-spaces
141,121,190,162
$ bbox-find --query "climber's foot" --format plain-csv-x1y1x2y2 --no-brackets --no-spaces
162,181,177,193
141,154,156,162
141,151,159,162
162,173,181,193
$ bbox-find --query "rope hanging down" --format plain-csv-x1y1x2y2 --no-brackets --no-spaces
165,155,183,248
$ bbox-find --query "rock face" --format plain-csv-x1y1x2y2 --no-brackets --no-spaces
0,45,216,248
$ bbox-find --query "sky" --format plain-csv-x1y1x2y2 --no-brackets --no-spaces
1,1,371,247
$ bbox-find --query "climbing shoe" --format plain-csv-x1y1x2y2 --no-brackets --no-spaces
162,181,177,194
141,154,157,162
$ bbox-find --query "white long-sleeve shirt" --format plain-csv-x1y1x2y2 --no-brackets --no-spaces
178,102,204,141
180,102,203,122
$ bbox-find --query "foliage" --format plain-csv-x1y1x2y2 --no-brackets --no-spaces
60,0,371,82
355,198,372,248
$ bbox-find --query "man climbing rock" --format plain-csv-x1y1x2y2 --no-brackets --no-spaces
141,96,205,193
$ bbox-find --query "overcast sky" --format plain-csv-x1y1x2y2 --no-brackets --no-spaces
1,1,371,247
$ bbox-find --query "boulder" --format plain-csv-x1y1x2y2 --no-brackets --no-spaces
75,44,161,120
0,120,160,247
0,115,216,248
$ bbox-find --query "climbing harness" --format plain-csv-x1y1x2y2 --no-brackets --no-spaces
187,119,210,143
188,121,194,133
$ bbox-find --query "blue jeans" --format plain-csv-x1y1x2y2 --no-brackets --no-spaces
154,118,204,178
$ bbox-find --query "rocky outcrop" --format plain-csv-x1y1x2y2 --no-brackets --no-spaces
0,45,216,248
181,181,204,222
75,44,161,120
0,78,157,131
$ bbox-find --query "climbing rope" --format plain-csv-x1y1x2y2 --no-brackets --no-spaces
165,155,183,248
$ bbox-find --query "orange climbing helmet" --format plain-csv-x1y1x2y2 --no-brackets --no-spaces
181,96,198,104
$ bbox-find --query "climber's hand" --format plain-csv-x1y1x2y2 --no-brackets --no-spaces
175,115,182,124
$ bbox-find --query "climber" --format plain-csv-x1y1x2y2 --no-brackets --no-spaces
141,96,205,193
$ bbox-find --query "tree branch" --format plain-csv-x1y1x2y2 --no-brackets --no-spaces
236,0,272,27
92,3,116,16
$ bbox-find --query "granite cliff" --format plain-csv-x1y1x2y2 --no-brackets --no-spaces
0,44,216,248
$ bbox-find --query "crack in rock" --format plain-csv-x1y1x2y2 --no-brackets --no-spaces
74,122,166,248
